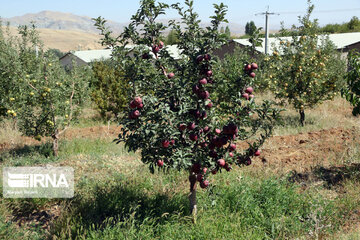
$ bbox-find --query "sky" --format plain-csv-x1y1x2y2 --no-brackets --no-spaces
1,0,360,29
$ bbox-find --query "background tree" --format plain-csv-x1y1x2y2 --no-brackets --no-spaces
46,48,65,58
342,51,360,116
165,29,179,45
94,0,279,221
348,16,360,31
1,24,90,156
225,26,231,39
91,60,131,120
0,22,22,118
245,21,257,35
266,0,346,126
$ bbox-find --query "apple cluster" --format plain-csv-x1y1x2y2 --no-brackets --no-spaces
128,96,143,119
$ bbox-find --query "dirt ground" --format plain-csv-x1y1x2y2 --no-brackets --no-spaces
254,126,360,174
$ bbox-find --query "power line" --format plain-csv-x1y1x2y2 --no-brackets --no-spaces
279,8,360,15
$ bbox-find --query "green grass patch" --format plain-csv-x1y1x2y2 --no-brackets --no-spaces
50,172,345,240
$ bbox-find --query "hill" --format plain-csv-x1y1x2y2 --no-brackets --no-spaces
4,10,125,34
1,26,103,52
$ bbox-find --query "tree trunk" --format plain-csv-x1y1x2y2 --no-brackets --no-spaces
189,174,197,224
299,109,305,127
52,130,59,157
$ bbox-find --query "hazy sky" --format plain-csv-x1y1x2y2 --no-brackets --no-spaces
1,0,360,29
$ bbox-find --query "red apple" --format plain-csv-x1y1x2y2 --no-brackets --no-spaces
245,87,254,94
152,45,160,54
134,97,142,106
170,139,175,146
211,169,217,175
206,70,213,77
199,78,207,85
229,152,234,157
254,149,261,156
159,41,164,49
189,133,198,141
199,90,210,99
244,64,252,71
217,159,225,167
204,54,211,61
242,93,249,100
200,180,209,188
191,163,201,174
192,85,200,94
206,101,213,108
249,72,256,78
203,168,208,174
200,141,208,148
187,122,196,130
215,129,221,134
251,62,258,70
157,160,164,167
142,53,150,59
229,143,236,152
203,126,210,133
196,55,204,63
167,72,175,79
131,110,140,119
129,100,137,109
162,140,170,148
179,124,187,131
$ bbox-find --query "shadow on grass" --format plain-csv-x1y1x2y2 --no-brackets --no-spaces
288,163,360,188
0,142,53,160
52,179,189,237
313,164,360,188
276,114,316,128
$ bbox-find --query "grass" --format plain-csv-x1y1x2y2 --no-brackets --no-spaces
0,95,360,239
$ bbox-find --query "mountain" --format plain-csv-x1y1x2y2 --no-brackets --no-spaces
1,26,103,52
2,11,245,52
4,10,126,34
4,10,245,35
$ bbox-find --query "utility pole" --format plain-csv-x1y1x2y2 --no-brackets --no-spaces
256,6,279,54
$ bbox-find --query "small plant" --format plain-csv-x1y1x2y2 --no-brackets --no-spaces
266,0,346,126
342,51,360,116
94,0,279,220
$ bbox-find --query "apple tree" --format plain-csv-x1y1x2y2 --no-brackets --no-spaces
342,51,360,116
266,1,345,126
94,0,280,219
0,22,24,118
2,24,90,156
